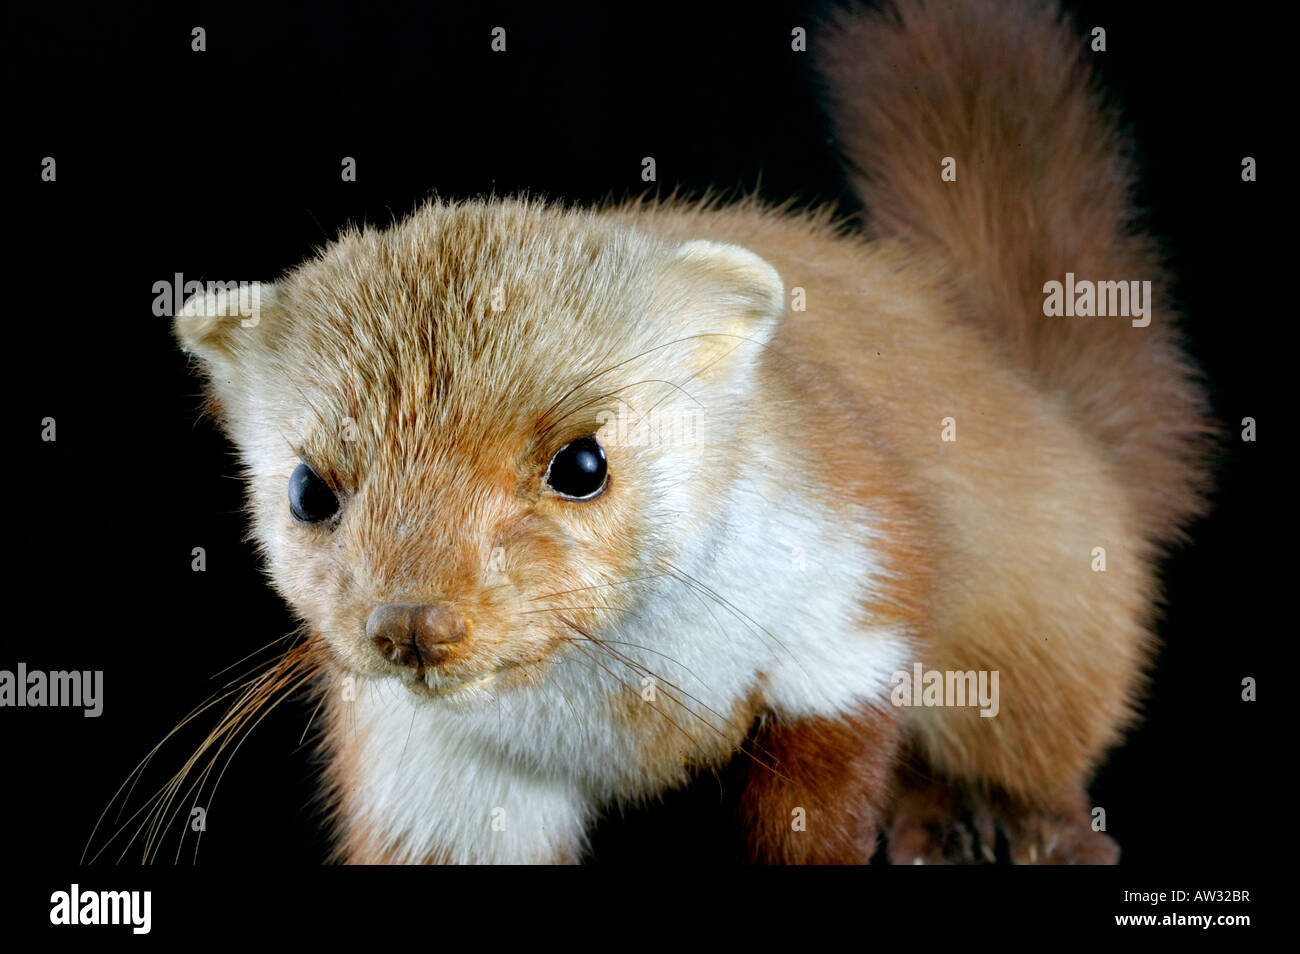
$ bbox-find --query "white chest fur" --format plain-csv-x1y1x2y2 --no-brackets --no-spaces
339,452,913,863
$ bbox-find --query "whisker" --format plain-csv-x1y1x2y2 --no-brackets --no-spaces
88,636,327,866
208,630,301,682
558,621,791,782
157,653,315,862
530,574,666,603
94,649,299,868
661,560,805,674
398,697,418,770
185,664,323,864
86,659,284,865
536,331,780,439
179,647,327,862
297,680,330,749
559,628,713,761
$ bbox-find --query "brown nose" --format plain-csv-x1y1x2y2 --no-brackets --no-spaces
366,603,466,669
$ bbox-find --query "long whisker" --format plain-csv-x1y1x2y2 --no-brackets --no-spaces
91,642,306,864
558,619,789,782
87,636,327,866
661,560,805,674
146,653,314,863
530,574,666,602
298,682,330,749
558,626,714,761
148,653,309,862
184,663,324,864
135,669,273,863
553,379,700,448
84,673,263,865
208,630,301,682
533,612,715,689
536,331,780,439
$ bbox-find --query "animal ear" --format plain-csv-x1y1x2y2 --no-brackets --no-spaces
664,240,786,377
173,280,277,365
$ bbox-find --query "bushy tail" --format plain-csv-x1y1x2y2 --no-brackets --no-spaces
818,0,1213,545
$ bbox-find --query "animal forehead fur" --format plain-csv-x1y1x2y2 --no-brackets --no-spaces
265,198,678,439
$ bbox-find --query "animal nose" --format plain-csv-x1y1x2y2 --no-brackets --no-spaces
366,603,466,669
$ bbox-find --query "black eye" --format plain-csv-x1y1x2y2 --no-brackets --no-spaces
289,462,340,524
545,437,607,500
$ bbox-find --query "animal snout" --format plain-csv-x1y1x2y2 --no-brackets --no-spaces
366,602,466,669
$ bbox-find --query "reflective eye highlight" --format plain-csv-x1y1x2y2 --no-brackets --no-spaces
545,437,607,500
289,462,340,523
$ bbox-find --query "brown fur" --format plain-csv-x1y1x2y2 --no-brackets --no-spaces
168,0,1212,864
738,706,900,864
818,0,1215,546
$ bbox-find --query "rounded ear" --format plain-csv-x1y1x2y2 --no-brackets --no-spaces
673,239,785,328
663,240,786,377
174,280,277,363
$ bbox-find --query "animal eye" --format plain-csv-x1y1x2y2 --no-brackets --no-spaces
289,462,340,524
545,437,608,500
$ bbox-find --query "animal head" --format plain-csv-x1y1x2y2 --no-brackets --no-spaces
175,198,785,703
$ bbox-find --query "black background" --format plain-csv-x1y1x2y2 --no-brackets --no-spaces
4,0,1279,882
